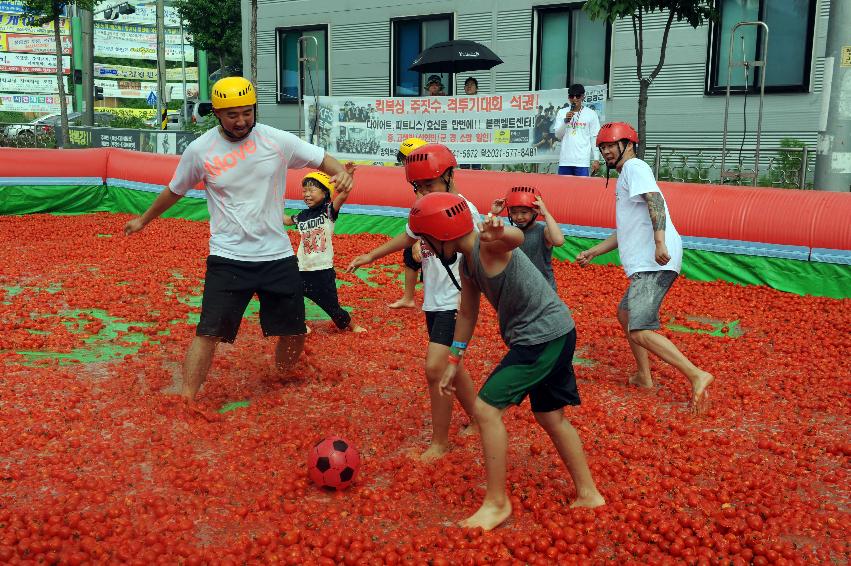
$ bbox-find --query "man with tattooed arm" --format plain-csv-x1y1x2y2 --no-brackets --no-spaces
576,122,713,415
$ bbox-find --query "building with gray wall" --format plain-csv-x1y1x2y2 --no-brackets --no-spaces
241,0,831,157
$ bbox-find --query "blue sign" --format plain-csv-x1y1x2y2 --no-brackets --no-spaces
146,91,157,107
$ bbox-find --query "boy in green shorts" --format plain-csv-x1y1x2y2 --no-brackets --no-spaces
408,192,605,531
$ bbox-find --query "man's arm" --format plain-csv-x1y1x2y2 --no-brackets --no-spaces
124,187,183,235
346,231,417,272
478,214,524,255
641,192,670,265
318,154,353,193
589,110,601,173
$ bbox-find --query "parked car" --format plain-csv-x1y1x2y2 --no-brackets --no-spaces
2,111,113,137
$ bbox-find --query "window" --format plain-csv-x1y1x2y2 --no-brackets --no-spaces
277,26,328,103
708,0,816,93
535,5,610,90
391,14,453,97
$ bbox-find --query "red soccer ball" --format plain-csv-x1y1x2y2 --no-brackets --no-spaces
307,436,361,490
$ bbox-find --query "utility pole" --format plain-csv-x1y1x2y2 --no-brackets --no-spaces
156,0,167,130
814,0,851,192
81,8,94,126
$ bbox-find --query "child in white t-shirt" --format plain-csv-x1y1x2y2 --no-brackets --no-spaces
285,169,365,333
577,122,713,414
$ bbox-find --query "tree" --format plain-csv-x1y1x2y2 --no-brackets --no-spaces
249,0,257,83
21,0,95,146
584,1,716,158
174,0,241,79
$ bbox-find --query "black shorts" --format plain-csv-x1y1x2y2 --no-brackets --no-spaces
403,246,422,271
479,329,580,413
424,310,457,347
196,255,306,343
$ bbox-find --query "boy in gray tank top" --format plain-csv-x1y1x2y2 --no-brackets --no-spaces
408,192,605,532
490,186,565,290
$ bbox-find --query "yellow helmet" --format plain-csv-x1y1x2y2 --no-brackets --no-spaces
211,77,257,109
302,171,335,198
396,137,428,163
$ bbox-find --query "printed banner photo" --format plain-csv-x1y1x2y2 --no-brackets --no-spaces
94,41,194,63
0,32,72,54
94,78,198,100
0,72,62,94
0,93,70,112
303,86,606,164
0,13,70,35
94,62,198,82
0,52,70,73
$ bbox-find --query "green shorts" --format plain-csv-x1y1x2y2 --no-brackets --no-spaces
479,329,580,413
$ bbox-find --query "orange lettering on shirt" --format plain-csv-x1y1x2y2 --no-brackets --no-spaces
204,139,257,177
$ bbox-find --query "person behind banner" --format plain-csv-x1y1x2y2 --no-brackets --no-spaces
554,84,601,177
284,170,366,333
123,76,353,402
408,193,605,531
426,74,447,96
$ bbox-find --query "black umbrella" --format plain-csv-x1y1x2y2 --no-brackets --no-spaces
409,40,503,74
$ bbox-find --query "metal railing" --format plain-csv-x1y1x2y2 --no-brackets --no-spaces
651,145,814,190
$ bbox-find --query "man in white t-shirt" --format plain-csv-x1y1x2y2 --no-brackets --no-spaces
553,84,601,177
575,122,713,415
347,144,480,462
123,77,353,402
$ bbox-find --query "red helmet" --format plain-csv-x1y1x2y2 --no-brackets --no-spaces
596,122,638,147
409,192,473,242
405,144,458,184
504,186,539,210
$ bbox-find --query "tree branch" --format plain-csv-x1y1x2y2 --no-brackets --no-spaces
632,11,643,81
649,9,677,82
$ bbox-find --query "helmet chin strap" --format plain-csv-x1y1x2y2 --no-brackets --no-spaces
507,212,538,230
604,141,629,188
422,235,462,292
217,106,257,141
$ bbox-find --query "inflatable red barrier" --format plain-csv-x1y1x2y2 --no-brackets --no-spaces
2,147,850,251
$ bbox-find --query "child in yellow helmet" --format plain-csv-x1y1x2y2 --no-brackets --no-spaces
285,168,365,333
389,137,428,309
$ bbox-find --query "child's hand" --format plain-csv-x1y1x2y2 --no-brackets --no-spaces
533,195,549,216
576,249,596,267
478,213,505,243
346,254,372,272
439,363,458,397
412,241,422,263
490,198,506,216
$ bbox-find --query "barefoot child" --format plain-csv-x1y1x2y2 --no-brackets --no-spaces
410,193,605,530
576,122,713,413
347,144,479,461
491,186,565,290
388,137,428,309
285,170,365,333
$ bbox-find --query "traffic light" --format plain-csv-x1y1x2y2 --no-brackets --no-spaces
73,69,82,84
118,4,135,15
94,86,104,101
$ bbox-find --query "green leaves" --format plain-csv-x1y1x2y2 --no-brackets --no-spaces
583,0,716,26
174,0,241,65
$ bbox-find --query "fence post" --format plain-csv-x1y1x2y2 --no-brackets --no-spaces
799,146,809,189
653,145,661,178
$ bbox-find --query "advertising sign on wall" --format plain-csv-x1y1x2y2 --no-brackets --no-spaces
94,24,188,45
93,41,193,62
0,32,72,54
0,13,69,34
303,85,607,164
94,78,198,100
0,52,70,73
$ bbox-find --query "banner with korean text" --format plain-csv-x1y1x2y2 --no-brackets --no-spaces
0,32,72,54
0,72,61,93
0,52,70,74
0,93,70,112
0,13,69,34
303,86,606,164
94,62,198,82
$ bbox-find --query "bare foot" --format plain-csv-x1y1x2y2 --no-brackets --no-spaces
459,420,479,437
388,297,416,309
570,493,606,509
690,371,714,415
348,324,367,333
628,372,653,389
460,499,512,531
305,325,312,335
419,443,449,463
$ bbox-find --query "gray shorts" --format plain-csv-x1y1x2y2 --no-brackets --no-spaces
618,270,678,331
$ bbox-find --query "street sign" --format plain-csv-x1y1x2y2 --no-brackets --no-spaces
146,91,157,107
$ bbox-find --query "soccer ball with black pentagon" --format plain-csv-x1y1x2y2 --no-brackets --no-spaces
307,436,361,490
